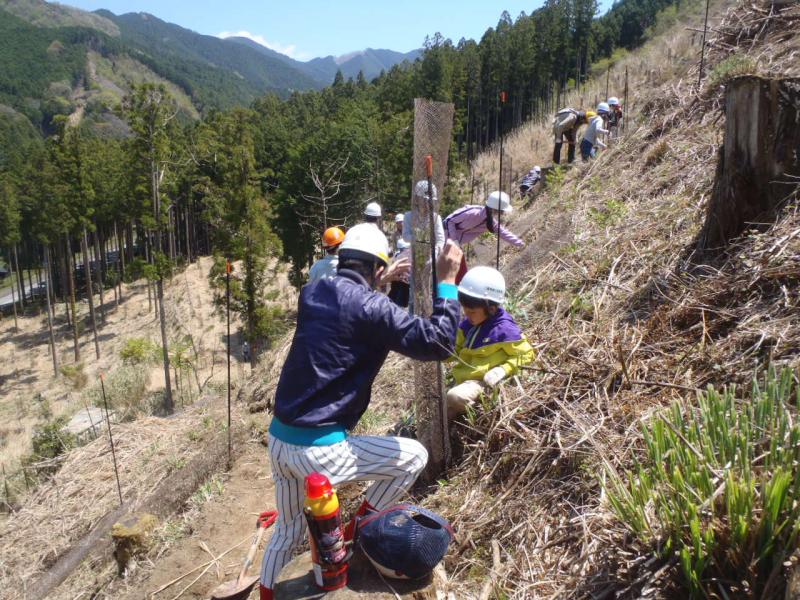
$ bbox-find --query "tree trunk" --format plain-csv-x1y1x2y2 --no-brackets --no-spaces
698,76,800,250
13,245,24,308
65,235,80,361
81,227,100,360
93,223,105,324
44,246,58,377
8,247,18,332
184,204,192,263
59,241,71,328
152,164,173,414
114,221,123,306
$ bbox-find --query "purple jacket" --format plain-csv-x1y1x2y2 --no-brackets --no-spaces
443,205,524,247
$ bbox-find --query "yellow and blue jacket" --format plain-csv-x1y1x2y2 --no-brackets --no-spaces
448,308,535,384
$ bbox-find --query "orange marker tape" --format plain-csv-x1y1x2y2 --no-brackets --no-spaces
425,155,433,178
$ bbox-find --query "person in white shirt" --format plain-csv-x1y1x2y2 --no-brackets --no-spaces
307,226,345,283
580,102,611,161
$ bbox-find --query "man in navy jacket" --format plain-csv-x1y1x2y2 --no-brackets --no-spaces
259,224,463,598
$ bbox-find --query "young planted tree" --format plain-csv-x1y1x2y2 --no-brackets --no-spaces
122,83,179,413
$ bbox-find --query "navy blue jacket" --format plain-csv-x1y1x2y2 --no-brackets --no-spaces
274,269,460,430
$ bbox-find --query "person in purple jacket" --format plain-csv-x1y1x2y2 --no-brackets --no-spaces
443,190,525,281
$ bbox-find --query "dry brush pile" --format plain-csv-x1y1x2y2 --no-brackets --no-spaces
426,1,800,598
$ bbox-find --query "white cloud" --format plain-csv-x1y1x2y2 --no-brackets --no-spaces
217,30,310,60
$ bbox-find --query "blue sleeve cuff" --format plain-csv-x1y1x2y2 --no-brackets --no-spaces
437,282,458,300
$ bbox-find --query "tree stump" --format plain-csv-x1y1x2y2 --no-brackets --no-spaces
111,512,158,575
698,76,800,250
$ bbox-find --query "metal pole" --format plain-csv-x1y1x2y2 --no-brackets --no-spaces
226,259,232,468
698,0,711,87
99,374,123,506
496,91,507,271
623,67,629,134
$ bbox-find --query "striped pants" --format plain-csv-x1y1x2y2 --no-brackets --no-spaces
259,433,428,588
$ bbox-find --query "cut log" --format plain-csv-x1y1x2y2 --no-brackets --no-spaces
698,76,800,250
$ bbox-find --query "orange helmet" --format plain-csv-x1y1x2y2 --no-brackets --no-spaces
322,226,345,248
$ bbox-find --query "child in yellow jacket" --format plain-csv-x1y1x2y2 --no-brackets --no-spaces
447,266,534,420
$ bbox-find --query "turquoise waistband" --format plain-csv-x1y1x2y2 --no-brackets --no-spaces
269,418,348,446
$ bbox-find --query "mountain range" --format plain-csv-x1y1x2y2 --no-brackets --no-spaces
0,0,420,140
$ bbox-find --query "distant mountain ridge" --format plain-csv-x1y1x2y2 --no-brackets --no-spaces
0,0,422,146
224,39,422,85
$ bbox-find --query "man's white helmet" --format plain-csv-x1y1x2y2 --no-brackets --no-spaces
364,202,382,218
413,180,438,201
339,223,390,266
485,190,512,213
395,238,410,251
608,97,620,106
457,266,506,305
533,165,542,174
395,212,406,223
597,102,611,115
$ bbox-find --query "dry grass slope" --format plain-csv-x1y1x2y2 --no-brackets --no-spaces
425,1,800,598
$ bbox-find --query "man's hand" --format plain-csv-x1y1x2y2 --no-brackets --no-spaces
436,240,463,284
379,257,411,285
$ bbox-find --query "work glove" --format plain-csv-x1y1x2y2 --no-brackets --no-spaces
483,366,507,388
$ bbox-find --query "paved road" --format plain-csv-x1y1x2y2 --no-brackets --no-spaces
0,280,44,308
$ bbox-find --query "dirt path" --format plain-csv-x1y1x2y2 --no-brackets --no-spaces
117,440,275,600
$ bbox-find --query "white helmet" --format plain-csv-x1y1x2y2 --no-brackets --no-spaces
597,102,610,115
608,97,620,106
364,202,382,218
395,239,410,251
485,190,512,213
533,165,542,174
413,180,437,201
395,212,406,223
457,266,506,305
339,223,390,266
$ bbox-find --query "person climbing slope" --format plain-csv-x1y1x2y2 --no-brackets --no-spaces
552,107,592,164
307,226,345,283
443,191,524,282
446,266,534,420
580,102,611,161
257,224,464,600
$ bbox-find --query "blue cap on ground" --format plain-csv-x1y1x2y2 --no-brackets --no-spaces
356,504,453,579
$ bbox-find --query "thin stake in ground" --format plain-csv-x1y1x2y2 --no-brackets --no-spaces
99,374,123,506
226,258,232,469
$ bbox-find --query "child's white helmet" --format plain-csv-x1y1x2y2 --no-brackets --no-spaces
458,266,506,305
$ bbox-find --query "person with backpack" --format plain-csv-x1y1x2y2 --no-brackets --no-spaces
446,266,534,420
443,191,525,282
552,108,592,164
580,102,611,161
257,224,464,599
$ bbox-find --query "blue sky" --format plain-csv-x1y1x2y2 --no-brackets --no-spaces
63,0,615,61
